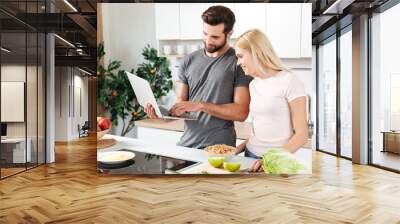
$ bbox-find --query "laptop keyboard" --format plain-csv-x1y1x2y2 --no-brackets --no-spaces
159,106,197,119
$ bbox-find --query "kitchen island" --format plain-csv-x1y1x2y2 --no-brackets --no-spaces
97,133,312,175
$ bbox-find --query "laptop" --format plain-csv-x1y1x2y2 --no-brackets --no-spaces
126,71,197,120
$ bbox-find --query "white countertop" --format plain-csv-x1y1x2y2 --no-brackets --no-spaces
98,134,312,173
98,134,256,169
1,137,31,143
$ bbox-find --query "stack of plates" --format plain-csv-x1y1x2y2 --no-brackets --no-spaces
97,151,136,169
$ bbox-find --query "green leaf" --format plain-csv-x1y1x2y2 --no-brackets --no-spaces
107,60,121,72
262,148,309,174
97,43,173,136
97,42,105,59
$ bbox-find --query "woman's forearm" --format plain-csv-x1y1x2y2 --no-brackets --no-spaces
284,96,308,153
282,132,308,153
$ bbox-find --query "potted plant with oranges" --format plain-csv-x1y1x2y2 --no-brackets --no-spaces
97,42,173,136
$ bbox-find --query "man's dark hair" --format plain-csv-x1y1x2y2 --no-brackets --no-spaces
201,5,235,34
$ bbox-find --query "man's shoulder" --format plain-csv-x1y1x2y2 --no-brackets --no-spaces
225,47,237,58
179,49,202,68
185,49,203,60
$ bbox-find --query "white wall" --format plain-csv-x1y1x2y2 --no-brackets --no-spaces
102,3,157,71
101,3,157,137
1,65,38,137
1,64,46,163
55,67,68,141
75,74,89,131
54,67,89,141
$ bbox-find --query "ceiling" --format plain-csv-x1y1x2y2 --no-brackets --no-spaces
310,0,394,44
0,0,97,73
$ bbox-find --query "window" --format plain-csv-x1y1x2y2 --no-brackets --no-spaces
339,28,352,158
317,36,337,155
0,1,46,179
370,2,400,171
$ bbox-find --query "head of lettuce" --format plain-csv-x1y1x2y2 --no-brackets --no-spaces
262,148,310,174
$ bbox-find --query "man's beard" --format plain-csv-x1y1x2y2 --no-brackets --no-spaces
204,37,227,53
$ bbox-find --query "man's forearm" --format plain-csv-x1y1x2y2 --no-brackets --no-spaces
200,102,249,121
235,139,248,154
176,97,185,103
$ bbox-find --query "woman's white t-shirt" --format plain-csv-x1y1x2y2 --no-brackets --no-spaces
246,70,306,157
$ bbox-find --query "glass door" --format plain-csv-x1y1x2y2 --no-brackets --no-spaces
339,28,352,159
317,36,337,155
370,3,400,172
1,30,28,178
0,1,47,179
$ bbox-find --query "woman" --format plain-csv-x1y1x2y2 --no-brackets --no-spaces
234,29,308,172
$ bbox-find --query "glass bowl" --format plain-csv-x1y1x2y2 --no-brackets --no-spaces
204,144,236,162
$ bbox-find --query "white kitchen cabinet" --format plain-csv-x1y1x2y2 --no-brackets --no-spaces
179,3,235,40
155,4,180,40
300,3,312,57
179,3,212,40
233,3,266,38
155,3,311,58
265,3,302,58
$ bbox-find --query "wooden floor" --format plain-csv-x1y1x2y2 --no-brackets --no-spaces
1,163,45,178
1,136,400,224
1,167,26,178
373,151,400,171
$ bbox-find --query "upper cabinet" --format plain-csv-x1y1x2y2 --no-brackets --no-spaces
179,3,234,40
265,3,302,58
155,4,180,40
179,3,212,40
154,3,312,58
301,3,312,57
233,3,266,39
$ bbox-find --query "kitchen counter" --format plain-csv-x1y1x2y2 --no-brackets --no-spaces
97,134,312,174
99,134,255,167
135,119,312,148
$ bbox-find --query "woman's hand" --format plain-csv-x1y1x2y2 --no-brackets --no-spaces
249,159,264,172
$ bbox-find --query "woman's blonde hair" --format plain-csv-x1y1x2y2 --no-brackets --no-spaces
235,29,287,75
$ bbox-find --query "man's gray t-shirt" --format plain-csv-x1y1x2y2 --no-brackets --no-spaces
177,47,252,149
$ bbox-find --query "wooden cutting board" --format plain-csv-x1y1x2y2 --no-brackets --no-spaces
179,162,240,174
97,138,117,149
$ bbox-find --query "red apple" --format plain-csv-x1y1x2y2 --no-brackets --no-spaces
98,117,112,131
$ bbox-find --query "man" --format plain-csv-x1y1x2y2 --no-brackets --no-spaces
145,5,252,149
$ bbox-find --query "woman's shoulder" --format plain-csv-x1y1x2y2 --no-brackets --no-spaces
275,70,305,93
275,70,300,82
